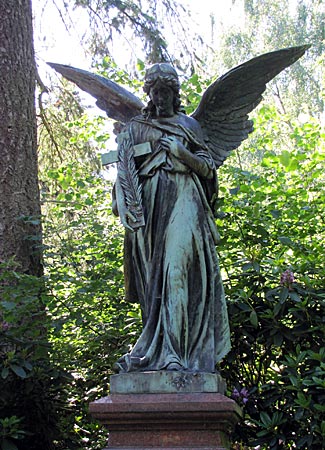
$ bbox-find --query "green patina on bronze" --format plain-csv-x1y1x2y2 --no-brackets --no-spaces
49,46,310,376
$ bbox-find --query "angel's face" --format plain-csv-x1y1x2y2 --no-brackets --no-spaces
149,82,175,118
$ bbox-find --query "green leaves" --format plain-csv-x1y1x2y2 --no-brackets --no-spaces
249,309,259,328
218,109,325,449
9,365,26,379
0,416,26,450
279,149,291,167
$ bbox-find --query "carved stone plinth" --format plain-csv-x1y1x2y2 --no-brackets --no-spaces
110,371,226,395
89,389,242,449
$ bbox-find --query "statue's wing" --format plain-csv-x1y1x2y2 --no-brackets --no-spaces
47,63,144,124
191,45,310,168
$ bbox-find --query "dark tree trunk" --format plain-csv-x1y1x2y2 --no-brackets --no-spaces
0,0,42,276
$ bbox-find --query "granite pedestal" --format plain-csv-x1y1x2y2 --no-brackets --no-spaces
89,372,241,449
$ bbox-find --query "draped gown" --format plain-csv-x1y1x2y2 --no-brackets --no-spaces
114,113,230,373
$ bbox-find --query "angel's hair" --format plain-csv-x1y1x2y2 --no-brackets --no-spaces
142,63,184,117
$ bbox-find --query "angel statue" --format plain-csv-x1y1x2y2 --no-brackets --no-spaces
49,45,309,373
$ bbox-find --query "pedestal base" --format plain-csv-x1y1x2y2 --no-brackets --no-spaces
110,371,226,394
89,392,242,449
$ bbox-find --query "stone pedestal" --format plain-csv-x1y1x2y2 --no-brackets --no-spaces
110,371,227,395
89,372,242,450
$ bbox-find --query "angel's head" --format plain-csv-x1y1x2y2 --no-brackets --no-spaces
142,63,184,118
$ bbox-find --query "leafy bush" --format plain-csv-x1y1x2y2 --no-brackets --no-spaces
217,113,325,449
0,266,73,450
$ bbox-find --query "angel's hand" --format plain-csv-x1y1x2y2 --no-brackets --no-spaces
159,136,187,159
118,204,137,232
160,136,213,179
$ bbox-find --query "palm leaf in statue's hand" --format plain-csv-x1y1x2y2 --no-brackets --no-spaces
47,63,144,124
192,45,310,168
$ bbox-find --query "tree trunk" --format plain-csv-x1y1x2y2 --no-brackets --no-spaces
0,0,42,276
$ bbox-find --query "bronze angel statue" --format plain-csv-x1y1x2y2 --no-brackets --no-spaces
49,45,309,373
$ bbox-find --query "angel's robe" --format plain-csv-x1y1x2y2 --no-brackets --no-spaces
114,113,230,373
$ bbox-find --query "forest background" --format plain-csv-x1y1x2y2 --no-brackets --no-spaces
0,0,324,449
